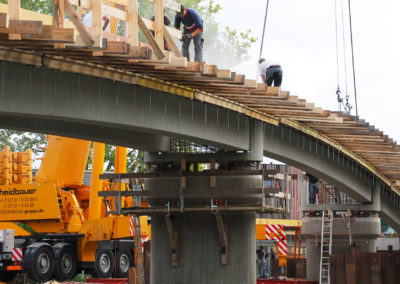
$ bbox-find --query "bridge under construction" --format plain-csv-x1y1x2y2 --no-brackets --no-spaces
0,1,398,284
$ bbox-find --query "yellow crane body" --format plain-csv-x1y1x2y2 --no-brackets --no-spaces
0,136,150,282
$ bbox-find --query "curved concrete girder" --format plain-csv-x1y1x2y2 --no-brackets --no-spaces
379,192,400,234
263,123,400,231
0,62,250,151
0,113,170,152
263,124,374,202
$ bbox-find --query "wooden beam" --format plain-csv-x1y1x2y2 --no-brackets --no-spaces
217,69,232,79
92,0,102,38
0,13,8,28
127,0,138,45
138,15,164,59
9,0,20,21
165,215,179,267
64,0,94,46
8,20,42,35
154,0,164,49
164,26,181,56
8,0,21,40
53,0,65,48
53,0,65,28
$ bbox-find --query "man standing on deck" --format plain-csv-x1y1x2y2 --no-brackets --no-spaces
306,173,319,204
175,5,204,62
258,58,283,87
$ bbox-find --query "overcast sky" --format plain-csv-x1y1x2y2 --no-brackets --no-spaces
213,0,400,143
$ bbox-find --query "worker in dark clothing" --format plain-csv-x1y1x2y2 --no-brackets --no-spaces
306,173,319,204
174,5,204,62
256,246,266,278
258,58,283,87
150,14,172,51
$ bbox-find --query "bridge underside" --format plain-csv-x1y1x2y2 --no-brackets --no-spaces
0,61,399,232
0,62,250,151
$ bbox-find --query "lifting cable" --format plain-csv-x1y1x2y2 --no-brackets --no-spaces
257,0,270,79
334,0,354,114
348,0,359,116
259,0,270,61
334,0,346,112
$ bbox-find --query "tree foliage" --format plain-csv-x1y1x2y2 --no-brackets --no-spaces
0,130,46,155
0,0,53,15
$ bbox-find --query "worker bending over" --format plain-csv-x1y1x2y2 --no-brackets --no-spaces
175,5,204,62
258,58,283,87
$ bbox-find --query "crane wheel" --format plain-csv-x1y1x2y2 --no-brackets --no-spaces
93,249,115,278
53,243,77,281
116,250,133,278
23,243,55,282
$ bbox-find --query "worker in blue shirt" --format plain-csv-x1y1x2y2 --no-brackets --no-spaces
174,5,204,62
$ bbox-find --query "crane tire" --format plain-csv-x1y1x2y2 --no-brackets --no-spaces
93,249,115,278
116,250,133,278
53,244,77,281
23,243,55,282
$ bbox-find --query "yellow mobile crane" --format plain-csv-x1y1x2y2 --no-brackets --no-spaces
0,136,149,282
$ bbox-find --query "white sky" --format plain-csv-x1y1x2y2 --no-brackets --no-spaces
213,0,400,143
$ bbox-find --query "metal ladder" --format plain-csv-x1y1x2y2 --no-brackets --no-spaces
133,216,145,284
319,209,333,284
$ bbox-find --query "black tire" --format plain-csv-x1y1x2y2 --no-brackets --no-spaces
54,245,77,281
115,250,133,278
93,249,115,278
0,271,17,282
25,244,55,282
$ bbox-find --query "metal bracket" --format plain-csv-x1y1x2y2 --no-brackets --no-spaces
165,215,179,267
211,198,218,213
215,213,228,265
165,201,170,216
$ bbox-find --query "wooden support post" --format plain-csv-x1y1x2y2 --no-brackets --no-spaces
9,0,20,20
91,0,103,46
164,26,181,57
127,0,138,45
53,0,64,28
8,0,21,40
165,215,179,267
138,16,164,59
64,0,94,46
154,0,164,49
210,158,216,188
215,213,228,265
53,0,65,48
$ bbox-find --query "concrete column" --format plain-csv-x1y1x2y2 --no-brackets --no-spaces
150,212,256,284
305,239,320,281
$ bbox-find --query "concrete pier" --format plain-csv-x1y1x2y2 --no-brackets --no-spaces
302,215,381,280
150,212,256,284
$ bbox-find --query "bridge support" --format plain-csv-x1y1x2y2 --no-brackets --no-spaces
302,211,381,280
144,120,263,284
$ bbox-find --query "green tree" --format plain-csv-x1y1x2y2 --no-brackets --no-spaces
0,0,53,14
0,130,46,156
